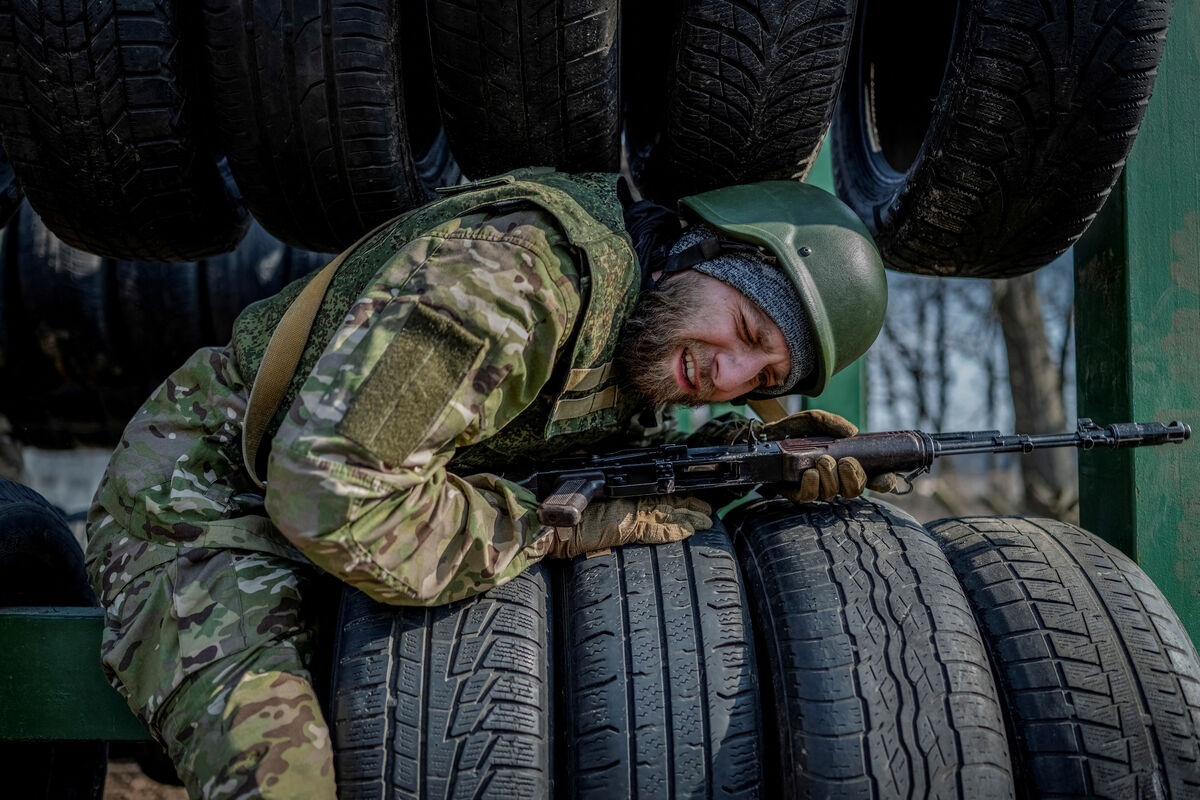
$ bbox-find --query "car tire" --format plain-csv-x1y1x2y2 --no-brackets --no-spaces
560,522,763,799
427,0,621,178
0,0,247,260
330,567,555,799
201,0,431,253
732,498,1015,799
831,0,1173,277
0,477,107,799
928,515,1200,798
0,206,324,448
626,0,857,203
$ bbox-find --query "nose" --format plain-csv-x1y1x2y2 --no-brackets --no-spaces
711,349,766,398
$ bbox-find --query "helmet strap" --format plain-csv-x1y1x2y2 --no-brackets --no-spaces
654,237,762,287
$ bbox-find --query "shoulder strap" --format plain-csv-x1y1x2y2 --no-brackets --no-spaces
241,219,394,487
241,255,339,488
748,398,789,423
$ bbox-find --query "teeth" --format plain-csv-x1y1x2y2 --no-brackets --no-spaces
684,351,695,385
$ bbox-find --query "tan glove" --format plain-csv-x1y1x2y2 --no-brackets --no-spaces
548,495,713,560
758,410,898,502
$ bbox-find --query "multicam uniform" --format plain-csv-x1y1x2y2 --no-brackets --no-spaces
85,171,652,798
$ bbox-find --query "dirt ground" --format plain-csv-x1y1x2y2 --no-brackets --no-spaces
103,760,187,800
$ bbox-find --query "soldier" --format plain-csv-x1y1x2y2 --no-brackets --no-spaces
86,169,888,798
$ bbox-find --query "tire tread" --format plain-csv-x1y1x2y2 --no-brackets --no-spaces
833,0,1171,276
428,0,620,177
0,0,246,260
201,0,425,253
563,526,762,799
734,498,1014,799
332,568,553,799
928,515,1200,798
635,0,855,202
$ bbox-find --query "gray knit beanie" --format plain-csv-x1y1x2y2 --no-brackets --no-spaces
669,224,814,395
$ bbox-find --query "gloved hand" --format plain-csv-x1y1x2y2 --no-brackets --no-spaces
548,495,713,560
757,410,899,502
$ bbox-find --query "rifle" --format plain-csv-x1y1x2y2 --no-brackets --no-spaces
524,418,1191,526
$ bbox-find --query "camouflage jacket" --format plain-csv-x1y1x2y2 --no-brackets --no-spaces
87,171,652,607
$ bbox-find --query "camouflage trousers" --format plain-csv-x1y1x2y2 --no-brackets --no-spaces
95,539,337,799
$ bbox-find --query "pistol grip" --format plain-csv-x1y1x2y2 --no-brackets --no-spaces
538,473,606,527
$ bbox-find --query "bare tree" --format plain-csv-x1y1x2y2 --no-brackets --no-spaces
992,274,1078,520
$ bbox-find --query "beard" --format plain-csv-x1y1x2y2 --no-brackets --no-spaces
615,272,715,407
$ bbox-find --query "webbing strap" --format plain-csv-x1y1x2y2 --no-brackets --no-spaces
241,220,394,487
748,397,789,423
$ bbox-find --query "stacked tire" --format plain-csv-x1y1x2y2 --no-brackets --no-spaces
731,499,1014,798
330,499,1200,799
928,516,1200,798
330,520,765,800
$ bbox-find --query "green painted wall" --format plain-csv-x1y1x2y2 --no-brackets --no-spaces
1075,1,1200,643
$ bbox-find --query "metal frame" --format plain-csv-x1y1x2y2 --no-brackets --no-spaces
1074,1,1199,645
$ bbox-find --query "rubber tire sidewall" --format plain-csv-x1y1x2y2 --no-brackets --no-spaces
832,0,1173,277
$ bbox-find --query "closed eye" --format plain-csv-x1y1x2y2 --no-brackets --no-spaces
737,312,759,346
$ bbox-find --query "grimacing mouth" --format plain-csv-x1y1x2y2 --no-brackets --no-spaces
682,348,697,389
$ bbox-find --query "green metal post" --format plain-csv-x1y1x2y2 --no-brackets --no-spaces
1075,2,1200,643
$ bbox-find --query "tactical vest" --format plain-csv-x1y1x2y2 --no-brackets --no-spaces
231,169,649,475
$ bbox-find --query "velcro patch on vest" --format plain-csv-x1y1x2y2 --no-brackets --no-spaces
337,303,485,466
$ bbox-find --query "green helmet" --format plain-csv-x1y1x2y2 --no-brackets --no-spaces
678,180,887,396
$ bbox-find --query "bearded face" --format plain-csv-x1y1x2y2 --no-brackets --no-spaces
615,269,792,409
616,272,718,407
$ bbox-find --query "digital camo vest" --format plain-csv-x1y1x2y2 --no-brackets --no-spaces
232,169,648,475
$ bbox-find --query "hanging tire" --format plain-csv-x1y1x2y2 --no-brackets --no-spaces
561,522,763,799
731,498,1015,799
0,477,108,799
831,0,1173,277
331,567,554,799
0,0,247,260
201,0,430,253
928,516,1200,798
12,205,121,389
0,207,323,449
428,0,621,178
627,0,858,203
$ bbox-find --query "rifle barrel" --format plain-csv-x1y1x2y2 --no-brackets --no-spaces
928,420,1190,459
530,419,1189,525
